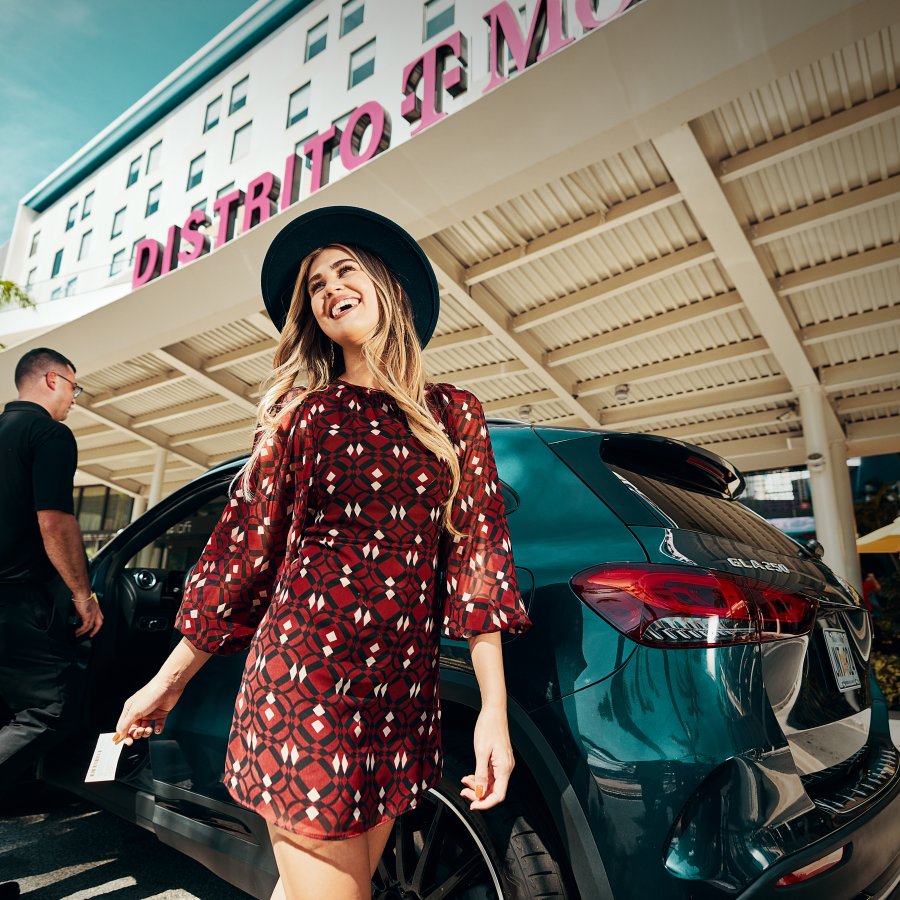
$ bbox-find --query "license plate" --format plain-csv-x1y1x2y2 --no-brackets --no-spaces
823,628,861,692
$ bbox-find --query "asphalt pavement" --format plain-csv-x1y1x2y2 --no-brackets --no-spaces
0,786,251,899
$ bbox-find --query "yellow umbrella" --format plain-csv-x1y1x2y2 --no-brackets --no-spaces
857,516,900,554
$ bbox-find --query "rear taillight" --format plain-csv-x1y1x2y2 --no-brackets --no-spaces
570,564,817,648
775,846,844,886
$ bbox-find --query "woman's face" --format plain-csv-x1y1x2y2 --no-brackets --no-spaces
307,247,380,349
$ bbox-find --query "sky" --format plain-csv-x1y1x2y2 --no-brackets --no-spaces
0,0,259,245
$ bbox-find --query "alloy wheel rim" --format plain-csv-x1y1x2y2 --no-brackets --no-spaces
373,786,504,900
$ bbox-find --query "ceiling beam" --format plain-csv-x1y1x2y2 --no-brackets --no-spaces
820,354,900,392
422,237,602,428
800,305,900,345
426,325,492,352
511,240,716,332
775,243,900,296
718,89,900,184
546,290,743,367
437,360,529,384
130,395,232,427
575,337,770,398
169,419,252,447
76,398,208,470
601,376,794,427
749,174,900,245
835,388,900,415
464,182,682,285
75,465,143,498
247,310,280,340
652,125,846,444
846,417,900,457
205,339,275,372
697,431,801,461
648,407,801,441
79,442,152,465
482,389,558,415
156,344,258,414
114,460,195,479
88,370,187,407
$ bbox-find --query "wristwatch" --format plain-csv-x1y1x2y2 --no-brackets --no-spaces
73,591,100,604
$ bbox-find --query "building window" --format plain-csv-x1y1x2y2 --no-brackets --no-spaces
229,76,249,115
127,156,141,187
65,277,77,297
306,17,327,60
424,0,454,40
216,182,236,199
231,121,252,162
204,95,222,132
349,39,375,87
50,287,62,301
29,231,40,257
25,268,36,290
66,203,77,231
341,0,364,35
146,183,162,217
110,249,127,276
287,83,310,128
191,198,207,214
146,141,162,174
78,230,92,261
82,191,94,219
51,249,63,278
187,152,205,190
110,207,126,239
130,236,144,263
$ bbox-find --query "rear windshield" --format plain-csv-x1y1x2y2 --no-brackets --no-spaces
608,465,802,555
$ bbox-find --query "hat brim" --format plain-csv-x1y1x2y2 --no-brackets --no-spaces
260,206,439,348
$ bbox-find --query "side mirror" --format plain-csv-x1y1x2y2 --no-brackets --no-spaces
804,539,825,559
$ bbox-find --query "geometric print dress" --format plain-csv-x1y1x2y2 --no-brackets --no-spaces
177,379,531,839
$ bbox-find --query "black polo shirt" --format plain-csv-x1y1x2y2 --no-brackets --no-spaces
0,400,78,583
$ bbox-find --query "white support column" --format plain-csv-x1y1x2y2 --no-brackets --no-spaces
130,493,147,523
797,385,858,585
147,448,168,509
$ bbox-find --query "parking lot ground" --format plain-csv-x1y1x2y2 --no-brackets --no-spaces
0,786,251,899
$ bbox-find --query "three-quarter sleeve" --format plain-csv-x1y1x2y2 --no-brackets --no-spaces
436,386,532,640
178,391,312,654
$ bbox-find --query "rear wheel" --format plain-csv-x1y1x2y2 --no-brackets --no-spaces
373,739,569,899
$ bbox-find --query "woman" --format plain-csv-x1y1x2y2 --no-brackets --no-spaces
115,206,531,900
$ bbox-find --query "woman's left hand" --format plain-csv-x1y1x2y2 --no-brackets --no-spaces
461,705,514,810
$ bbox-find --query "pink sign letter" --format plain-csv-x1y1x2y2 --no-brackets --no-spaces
132,239,162,289
339,102,391,172
212,189,245,249
483,0,573,94
401,31,468,136
178,209,210,264
303,126,341,194
242,172,281,234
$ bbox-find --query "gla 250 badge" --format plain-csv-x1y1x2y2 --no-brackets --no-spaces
726,557,791,574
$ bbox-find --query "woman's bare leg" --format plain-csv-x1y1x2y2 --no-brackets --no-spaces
270,877,287,900
366,819,394,878
268,823,372,900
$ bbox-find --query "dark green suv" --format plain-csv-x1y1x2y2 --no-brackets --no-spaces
44,422,900,899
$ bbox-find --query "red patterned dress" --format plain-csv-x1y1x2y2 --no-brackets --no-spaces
177,380,531,839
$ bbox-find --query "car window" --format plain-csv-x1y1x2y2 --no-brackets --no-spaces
126,491,228,570
608,465,801,555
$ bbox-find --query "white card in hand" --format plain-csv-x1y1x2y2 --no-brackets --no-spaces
85,732,125,782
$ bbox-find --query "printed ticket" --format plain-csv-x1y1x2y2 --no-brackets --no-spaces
85,732,125,782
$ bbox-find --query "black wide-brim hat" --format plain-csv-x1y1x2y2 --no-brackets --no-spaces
260,206,440,347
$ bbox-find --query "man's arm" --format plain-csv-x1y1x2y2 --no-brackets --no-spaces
37,509,102,637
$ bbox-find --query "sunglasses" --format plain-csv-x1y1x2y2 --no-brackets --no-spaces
47,371,83,399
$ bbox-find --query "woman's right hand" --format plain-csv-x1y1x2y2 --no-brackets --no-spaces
114,677,183,745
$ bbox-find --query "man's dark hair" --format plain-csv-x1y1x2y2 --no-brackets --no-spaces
14,348,77,388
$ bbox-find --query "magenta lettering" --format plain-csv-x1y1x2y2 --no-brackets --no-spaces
242,172,281,233
339,102,392,171
303,126,341,194
178,209,210,264
132,239,162,289
160,224,181,276
575,0,632,30
212,188,245,249
281,153,302,212
483,0,573,94
401,32,468,136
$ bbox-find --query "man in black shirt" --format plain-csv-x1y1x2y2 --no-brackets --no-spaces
0,347,103,797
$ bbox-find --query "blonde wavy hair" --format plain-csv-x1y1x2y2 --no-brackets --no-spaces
238,243,463,536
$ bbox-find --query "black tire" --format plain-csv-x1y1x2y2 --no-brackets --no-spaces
374,733,570,899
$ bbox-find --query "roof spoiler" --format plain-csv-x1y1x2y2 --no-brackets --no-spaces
599,433,746,500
